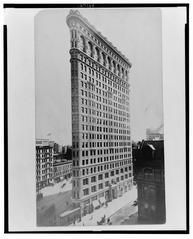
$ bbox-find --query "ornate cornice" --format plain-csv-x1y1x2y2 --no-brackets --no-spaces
66,10,132,68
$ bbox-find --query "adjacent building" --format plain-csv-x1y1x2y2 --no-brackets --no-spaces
36,139,54,192
66,10,133,215
36,139,73,191
53,156,72,183
134,140,165,224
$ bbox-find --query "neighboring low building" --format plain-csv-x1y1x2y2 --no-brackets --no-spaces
135,140,165,224
53,158,72,183
36,139,54,192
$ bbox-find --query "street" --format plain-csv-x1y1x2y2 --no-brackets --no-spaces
75,186,137,226
110,203,138,225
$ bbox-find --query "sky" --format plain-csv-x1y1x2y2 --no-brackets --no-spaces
35,8,164,145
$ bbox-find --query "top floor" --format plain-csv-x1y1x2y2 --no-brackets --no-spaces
66,10,131,82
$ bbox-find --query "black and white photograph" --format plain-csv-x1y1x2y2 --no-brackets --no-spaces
35,8,165,227
4,4,188,233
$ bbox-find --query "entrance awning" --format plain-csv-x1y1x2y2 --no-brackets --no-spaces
92,200,100,208
99,197,106,204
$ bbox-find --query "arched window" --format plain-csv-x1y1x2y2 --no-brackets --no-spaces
125,70,128,81
95,47,100,62
80,35,86,52
101,52,106,66
122,68,124,78
112,61,116,73
107,57,111,70
88,41,93,57
117,64,120,76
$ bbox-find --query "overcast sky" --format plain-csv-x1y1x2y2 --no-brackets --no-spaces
35,8,163,145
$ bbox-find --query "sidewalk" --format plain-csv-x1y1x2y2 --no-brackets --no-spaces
75,186,137,226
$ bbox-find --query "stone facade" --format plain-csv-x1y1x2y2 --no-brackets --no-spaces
66,10,133,215
53,160,72,182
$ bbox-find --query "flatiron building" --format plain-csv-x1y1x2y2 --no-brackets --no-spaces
66,10,133,214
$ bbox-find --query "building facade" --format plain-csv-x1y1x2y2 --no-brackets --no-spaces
53,159,72,183
135,140,165,224
36,139,54,192
66,10,133,214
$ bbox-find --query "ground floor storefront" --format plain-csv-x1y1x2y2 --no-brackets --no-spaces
75,185,137,226
80,178,133,217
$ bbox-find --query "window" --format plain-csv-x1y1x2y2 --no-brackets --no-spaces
83,188,89,196
98,183,103,189
91,185,96,192
107,56,111,70
88,42,93,57
95,47,100,62
105,172,109,178
101,52,106,66
80,35,86,52
91,176,96,182
98,174,103,180
83,178,89,185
